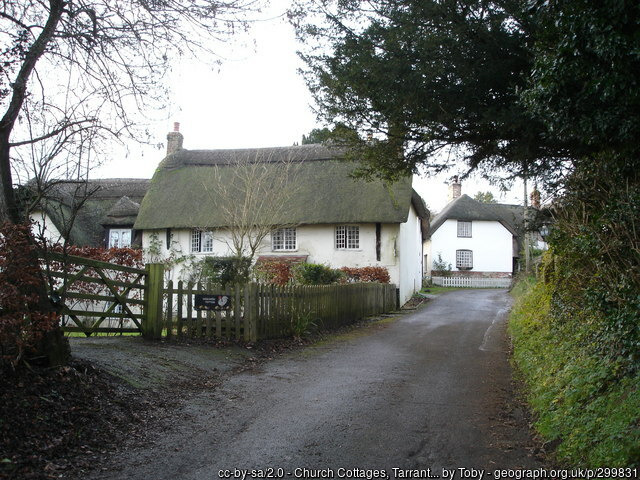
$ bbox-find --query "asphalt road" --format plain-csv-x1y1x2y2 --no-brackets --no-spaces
85,289,542,480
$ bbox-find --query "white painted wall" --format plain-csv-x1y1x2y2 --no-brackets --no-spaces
141,222,417,299
30,210,63,244
397,204,424,305
426,219,513,274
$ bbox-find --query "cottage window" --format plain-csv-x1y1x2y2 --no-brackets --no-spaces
191,229,214,253
457,220,472,238
336,225,359,249
272,227,297,251
456,249,473,269
108,229,131,248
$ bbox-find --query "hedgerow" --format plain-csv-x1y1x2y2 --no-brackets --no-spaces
292,263,345,285
340,266,390,283
254,261,391,286
0,223,58,369
509,255,640,468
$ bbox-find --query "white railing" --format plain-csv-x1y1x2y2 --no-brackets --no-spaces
430,276,512,289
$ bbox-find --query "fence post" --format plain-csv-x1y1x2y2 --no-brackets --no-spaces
144,263,165,340
244,282,259,342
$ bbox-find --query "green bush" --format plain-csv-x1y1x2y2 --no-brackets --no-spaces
431,253,452,277
292,263,344,285
195,256,251,287
509,269,640,468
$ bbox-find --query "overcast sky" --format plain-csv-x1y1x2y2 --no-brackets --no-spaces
93,2,523,213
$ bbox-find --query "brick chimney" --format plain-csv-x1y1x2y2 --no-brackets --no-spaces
448,176,462,202
166,122,183,155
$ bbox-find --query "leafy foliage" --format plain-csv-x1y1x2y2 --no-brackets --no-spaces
510,272,640,467
340,266,390,284
292,263,345,285
195,256,252,287
544,160,640,368
0,223,58,369
431,253,452,277
292,0,568,182
473,191,496,203
523,0,640,160
253,260,295,286
301,127,333,145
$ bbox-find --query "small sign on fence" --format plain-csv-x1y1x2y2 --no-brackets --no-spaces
194,294,232,311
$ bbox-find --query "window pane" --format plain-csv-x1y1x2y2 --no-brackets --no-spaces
273,228,297,251
284,228,296,250
109,230,120,248
191,230,201,252
456,249,473,269
121,230,131,248
457,221,472,237
202,231,214,252
336,225,359,249
109,229,132,248
347,226,359,249
272,229,284,250
336,226,346,249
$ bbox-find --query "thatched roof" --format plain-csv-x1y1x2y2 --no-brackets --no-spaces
30,179,150,247
135,145,427,230
429,194,521,237
103,196,141,227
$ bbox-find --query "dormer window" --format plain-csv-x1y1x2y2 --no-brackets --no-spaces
457,220,472,238
108,229,132,248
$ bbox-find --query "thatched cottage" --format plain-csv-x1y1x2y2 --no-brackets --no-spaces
28,178,150,248
134,125,429,305
425,179,544,278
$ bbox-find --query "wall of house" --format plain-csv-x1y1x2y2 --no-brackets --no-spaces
30,210,63,244
426,219,513,276
141,224,404,287
397,204,424,305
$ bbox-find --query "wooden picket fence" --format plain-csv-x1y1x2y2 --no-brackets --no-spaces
39,256,399,341
430,276,512,288
160,279,398,342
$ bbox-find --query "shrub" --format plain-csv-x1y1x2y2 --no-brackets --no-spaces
292,263,344,285
431,253,452,277
340,266,390,283
0,223,59,369
253,259,299,285
195,256,252,287
510,267,640,467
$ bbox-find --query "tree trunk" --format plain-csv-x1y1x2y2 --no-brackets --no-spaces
0,0,70,367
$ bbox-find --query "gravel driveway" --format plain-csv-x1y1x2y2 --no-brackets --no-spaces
70,289,543,480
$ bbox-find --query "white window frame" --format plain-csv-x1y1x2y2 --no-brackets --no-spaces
108,229,132,248
191,229,214,253
272,227,297,251
456,249,473,270
336,225,360,250
457,220,472,238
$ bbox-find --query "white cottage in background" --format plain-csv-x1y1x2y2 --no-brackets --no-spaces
425,181,525,278
133,126,429,305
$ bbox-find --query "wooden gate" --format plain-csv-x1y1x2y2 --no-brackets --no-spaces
41,252,148,336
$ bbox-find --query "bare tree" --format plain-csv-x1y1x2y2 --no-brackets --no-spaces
1,0,259,223
203,149,305,265
0,0,260,365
